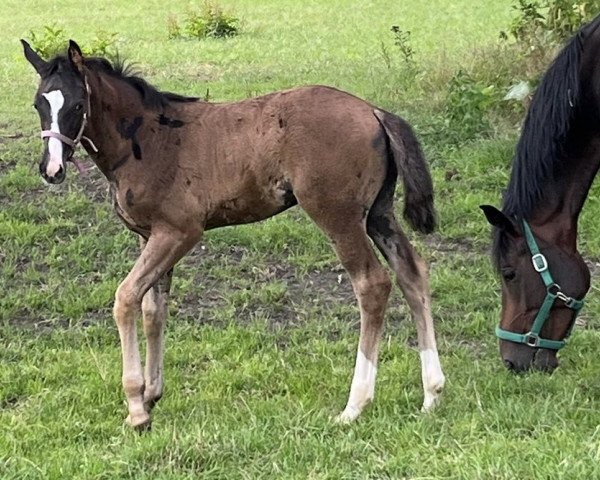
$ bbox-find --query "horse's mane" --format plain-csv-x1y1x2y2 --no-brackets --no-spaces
492,14,600,269
44,54,198,110
502,14,600,219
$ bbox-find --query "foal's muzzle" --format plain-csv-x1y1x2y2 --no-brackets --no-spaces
39,154,66,184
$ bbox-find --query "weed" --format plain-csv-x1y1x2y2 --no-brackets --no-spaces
27,24,67,58
168,1,239,40
391,26,415,67
167,14,182,40
502,0,600,45
26,25,119,58
428,70,501,145
83,30,119,57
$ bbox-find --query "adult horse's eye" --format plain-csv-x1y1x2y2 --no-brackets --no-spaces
33,102,39,110
502,269,516,281
75,103,83,111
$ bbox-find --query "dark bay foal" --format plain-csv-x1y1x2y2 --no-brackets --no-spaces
22,40,444,429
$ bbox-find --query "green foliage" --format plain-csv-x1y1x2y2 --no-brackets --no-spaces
168,2,239,40
27,24,67,58
26,25,119,58
503,0,600,45
83,30,119,57
447,70,496,133
381,25,417,72
391,26,415,67
431,0,600,147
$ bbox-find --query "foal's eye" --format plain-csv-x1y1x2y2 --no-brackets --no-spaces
75,103,83,111
502,269,516,281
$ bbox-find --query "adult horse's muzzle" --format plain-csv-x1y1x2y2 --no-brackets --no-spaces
501,341,559,373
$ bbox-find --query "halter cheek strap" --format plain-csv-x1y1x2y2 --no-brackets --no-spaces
40,76,99,154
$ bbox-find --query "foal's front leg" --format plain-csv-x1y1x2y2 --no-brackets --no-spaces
115,230,199,429
139,237,173,413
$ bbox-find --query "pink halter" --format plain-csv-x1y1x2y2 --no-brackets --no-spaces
40,76,99,171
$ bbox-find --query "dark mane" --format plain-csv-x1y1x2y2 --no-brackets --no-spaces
493,15,600,269
502,15,600,219
44,54,198,110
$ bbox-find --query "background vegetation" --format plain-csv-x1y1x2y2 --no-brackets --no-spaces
2,0,600,478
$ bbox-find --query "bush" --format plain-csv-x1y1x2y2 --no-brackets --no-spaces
27,24,67,58
84,31,119,57
168,2,239,40
441,70,500,143
432,0,600,145
27,25,119,58
503,0,600,45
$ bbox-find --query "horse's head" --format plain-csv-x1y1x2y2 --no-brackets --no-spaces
22,39,89,184
481,205,590,373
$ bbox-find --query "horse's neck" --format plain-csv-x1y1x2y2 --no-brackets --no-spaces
530,132,600,249
83,72,149,177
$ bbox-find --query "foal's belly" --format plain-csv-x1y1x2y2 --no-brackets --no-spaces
204,177,297,230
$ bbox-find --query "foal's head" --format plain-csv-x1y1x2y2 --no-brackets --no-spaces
482,206,590,373
22,40,89,184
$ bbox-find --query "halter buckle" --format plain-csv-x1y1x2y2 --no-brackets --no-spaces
531,253,548,272
524,333,539,347
556,291,570,303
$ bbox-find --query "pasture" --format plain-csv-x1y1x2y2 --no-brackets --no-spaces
2,0,600,478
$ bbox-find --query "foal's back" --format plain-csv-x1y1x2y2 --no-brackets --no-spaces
166,86,387,229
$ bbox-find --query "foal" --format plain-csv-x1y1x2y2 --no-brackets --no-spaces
22,40,445,429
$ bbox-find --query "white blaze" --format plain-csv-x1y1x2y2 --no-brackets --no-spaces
42,90,64,177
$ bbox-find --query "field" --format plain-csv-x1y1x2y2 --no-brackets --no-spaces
3,1,600,478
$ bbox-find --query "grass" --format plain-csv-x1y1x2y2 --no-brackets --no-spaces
2,0,600,478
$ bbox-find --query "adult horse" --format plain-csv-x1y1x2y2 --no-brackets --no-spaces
22,40,445,429
481,15,600,372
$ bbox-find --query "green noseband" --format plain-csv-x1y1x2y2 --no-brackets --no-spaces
495,220,585,350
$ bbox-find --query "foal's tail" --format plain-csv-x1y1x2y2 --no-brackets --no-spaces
373,109,436,234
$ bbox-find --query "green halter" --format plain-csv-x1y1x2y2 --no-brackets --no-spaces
495,220,585,350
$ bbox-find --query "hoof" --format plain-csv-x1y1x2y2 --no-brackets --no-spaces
126,412,152,432
334,406,361,424
421,384,444,412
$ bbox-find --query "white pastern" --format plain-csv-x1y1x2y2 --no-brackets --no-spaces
336,349,377,423
420,348,445,411
42,90,65,176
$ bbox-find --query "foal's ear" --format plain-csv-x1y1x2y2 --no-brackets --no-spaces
68,40,85,74
21,39,47,75
480,205,520,237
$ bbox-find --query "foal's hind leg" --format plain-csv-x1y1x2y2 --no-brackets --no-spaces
332,229,392,422
139,238,173,413
299,202,392,423
367,211,445,411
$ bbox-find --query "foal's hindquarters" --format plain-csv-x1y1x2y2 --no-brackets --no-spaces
112,87,445,428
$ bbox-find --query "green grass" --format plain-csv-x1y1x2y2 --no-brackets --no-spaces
2,0,600,478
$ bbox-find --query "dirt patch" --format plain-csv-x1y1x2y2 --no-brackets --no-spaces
171,243,357,330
